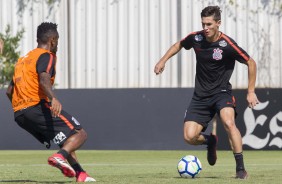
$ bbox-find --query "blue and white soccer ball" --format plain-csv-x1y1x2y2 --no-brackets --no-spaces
177,155,202,178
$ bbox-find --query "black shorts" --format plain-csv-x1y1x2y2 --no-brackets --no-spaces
14,101,82,147
184,92,237,132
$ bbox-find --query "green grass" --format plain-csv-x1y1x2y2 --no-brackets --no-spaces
0,150,281,183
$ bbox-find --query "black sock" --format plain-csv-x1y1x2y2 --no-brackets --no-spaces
57,149,69,159
71,163,85,172
234,152,245,171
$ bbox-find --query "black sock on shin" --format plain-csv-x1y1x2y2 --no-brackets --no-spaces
234,152,245,171
71,163,85,173
57,149,69,159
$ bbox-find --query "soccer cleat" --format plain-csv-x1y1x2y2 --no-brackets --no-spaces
48,153,76,178
76,171,96,182
236,170,248,179
207,134,218,166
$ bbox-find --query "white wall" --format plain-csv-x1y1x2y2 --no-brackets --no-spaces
1,0,281,89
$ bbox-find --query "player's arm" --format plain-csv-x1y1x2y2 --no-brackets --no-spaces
154,41,183,75
39,72,61,117
244,58,259,108
228,36,260,108
37,53,61,117
6,80,14,102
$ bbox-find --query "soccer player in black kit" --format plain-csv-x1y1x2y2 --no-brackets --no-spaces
154,6,259,179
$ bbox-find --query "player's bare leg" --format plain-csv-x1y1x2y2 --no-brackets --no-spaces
48,129,88,178
184,121,217,166
211,116,217,136
212,115,234,150
220,107,248,179
62,129,88,153
184,121,205,145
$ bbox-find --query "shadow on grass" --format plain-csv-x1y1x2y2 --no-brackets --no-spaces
0,180,72,183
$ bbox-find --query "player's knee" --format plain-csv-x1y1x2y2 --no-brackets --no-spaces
223,119,236,131
184,134,197,145
78,128,88,141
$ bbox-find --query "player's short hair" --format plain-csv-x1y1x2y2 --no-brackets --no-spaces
201,6,221,21
37,22,58,44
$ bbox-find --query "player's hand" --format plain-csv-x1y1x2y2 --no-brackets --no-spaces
247,92,259,108
154,61,165,75
50,97,62,117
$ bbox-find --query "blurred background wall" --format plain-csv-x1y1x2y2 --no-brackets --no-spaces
0,0,281,150
1,88,281,150
0,0,281,89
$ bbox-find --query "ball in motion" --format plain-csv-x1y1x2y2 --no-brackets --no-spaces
177,155,202,178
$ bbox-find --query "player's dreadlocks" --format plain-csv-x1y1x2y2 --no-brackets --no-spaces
201,6,221,21
37,22,58,44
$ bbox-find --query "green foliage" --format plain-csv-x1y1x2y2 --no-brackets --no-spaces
0,25,24,88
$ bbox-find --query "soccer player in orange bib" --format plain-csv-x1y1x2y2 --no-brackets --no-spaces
154,6,259,179
6,22,95,182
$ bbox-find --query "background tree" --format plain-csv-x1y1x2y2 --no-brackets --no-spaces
0,25,24,88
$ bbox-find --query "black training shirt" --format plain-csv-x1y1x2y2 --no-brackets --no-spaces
36,52,56,77
180,30,250,98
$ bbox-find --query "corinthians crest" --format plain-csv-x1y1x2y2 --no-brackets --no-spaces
212,48,223,60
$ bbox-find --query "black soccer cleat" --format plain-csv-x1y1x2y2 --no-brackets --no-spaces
236,170,248,179
207,134,218,166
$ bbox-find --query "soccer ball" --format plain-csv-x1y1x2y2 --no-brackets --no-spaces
177,155,202,178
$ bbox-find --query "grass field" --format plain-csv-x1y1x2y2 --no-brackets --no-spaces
0,150,281,184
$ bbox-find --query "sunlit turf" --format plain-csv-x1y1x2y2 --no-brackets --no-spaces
0,150,281,184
